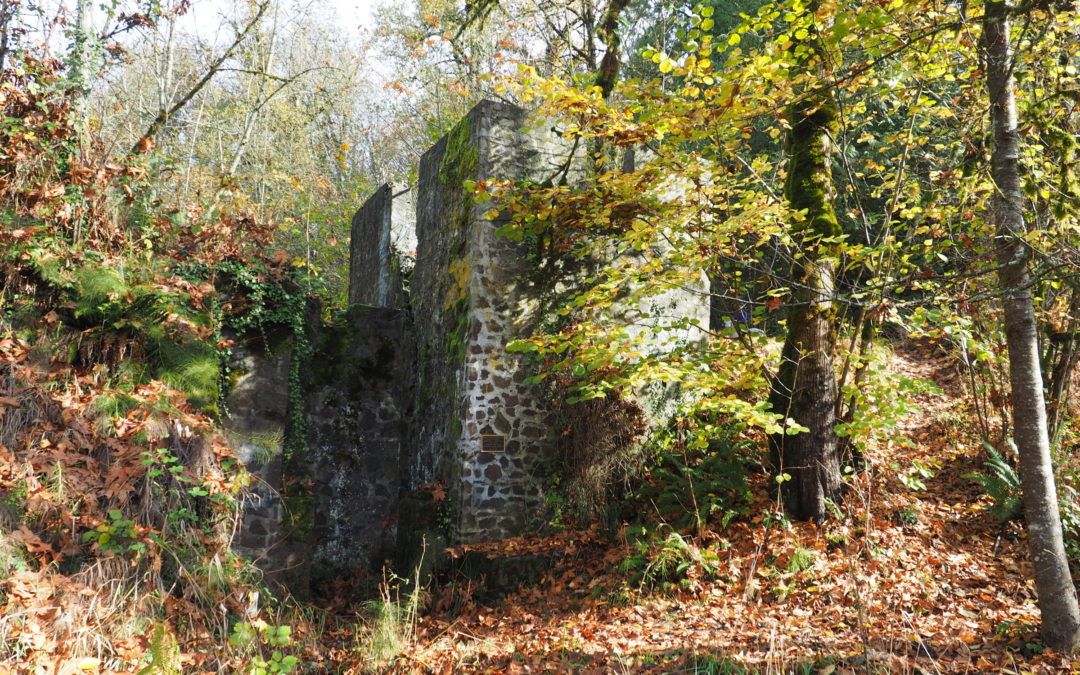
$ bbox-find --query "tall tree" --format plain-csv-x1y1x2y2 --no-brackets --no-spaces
982,0,1080,653
131,0,270,155
767,6,843,522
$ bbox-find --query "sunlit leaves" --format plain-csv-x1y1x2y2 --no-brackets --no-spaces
491,0,1080,444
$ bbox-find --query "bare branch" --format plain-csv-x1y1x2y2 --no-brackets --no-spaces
129,0,270,157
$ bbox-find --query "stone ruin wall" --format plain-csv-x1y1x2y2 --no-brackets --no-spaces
222,334,301,585
224,341,288,560
348,183,416,308
410,100,576,542
225,308,413,590
229,99,712,587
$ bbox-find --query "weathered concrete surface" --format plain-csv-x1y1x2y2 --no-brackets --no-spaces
348,184,415,308
303,305,413,582
408,100,576,544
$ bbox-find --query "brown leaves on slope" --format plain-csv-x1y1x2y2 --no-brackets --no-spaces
0,54,299,675
1,57,280,264
384,347,1079,674
0,335,247,673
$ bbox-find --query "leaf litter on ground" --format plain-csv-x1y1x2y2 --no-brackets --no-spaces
364,344,1079,674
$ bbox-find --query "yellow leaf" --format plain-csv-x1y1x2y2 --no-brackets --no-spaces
78,658,101,671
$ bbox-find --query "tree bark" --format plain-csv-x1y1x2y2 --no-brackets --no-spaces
767,90,843,522
594,0,631,101
983,0,1080,654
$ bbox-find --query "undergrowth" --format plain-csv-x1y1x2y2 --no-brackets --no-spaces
964,439,1080,567
964,441,1024,524
0,54,314,673
619,524,721,592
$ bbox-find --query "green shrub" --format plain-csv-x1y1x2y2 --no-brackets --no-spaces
966,442,1080,569
228,620,299,675
786,546,815,573
63,262,220,412
633,431,752,533
136,624,181,675
964,441,1023,523
357,570,423,667
619,525,720,591
149,334,220,412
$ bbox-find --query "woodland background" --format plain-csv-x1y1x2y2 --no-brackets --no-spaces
2,0,1080,672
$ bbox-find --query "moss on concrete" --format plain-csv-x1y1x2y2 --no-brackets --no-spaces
439,116,479,211
446,296,471,370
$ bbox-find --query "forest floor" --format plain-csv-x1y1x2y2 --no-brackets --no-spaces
321,343,1080,674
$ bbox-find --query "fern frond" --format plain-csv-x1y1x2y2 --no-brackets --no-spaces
963,442,1023,523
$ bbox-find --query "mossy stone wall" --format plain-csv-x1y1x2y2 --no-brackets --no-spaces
224,333,306,588
409,100,575,543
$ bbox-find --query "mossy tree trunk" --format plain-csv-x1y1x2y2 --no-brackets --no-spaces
982,0,1080,653
767,85,843,522
594,0,631,101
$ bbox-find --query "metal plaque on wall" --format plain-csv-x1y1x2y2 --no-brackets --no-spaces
480,434,506,453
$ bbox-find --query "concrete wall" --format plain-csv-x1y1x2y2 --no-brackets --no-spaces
348,184,415,308
303,305,413,582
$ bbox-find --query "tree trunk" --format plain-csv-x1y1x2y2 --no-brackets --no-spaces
72,0,93,96
594,0,631,101
0,0,19,73
1045,286,1080,445
983,0,1080,654
768,90,843,523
